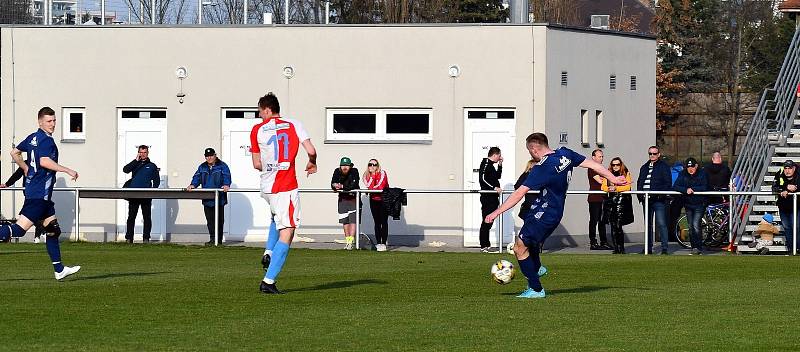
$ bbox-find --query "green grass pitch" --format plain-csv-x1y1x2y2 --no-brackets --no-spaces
2,243,799,351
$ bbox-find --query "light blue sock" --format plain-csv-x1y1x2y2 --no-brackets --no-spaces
264,220,278,255
263,240,290,283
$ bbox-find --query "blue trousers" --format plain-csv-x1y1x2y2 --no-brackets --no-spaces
644,200,669,252
685,207,704,250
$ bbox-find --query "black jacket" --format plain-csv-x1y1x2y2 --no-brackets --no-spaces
772,170,800,213
478,158,502,191
673,169,708,209
4,167,24,187
637,159,672,202
331,167,360,201
382,187,406,220
705,163,731,191
514,171,536,220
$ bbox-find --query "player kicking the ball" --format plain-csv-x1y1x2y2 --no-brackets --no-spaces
251,93,317,294
485,133,626,299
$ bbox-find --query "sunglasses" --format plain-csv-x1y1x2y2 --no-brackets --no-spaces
611,163,621,166
368,163,377,167
648,152,659,156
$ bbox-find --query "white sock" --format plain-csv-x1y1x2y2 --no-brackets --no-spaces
263,278,275,284
263,249,272,256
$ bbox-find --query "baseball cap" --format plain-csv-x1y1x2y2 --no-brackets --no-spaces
783,160,795,168
340,157,353,166
204,147,216,157
763,213,774,223
684,157,698,168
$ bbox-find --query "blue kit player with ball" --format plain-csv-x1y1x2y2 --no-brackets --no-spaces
485,133,626,298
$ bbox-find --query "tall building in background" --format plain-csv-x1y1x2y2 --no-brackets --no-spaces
33,0,77,24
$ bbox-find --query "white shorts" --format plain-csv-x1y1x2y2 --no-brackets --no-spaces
261,189,300,230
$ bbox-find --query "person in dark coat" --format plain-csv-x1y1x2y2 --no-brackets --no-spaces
478,147,503,253
587,149,611,250
0,161,46,243
186,148,232,245
514,160,536,220
673,157,708,255
331,157,360,250
773,160,800,253
636,146,672,254
122,145,160,243
602,157,634,254
704,151,732,205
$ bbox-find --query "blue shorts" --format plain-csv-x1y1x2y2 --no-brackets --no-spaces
519,217,558,247
19,199,56,224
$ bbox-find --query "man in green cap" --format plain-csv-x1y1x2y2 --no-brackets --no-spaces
331,156,360,249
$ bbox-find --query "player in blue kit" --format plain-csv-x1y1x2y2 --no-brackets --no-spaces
485,133,626,298
0,107,81,280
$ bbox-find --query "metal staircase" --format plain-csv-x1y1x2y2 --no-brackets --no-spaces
731,26,800,253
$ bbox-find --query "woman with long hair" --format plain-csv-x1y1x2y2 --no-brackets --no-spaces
514,159,537,220
363,158,390,251
602,157,634,254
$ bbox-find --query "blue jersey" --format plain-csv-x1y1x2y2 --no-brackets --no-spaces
522,147,586,227
16,129,58,201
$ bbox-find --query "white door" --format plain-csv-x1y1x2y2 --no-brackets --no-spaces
117,109,168,242
222,109,270,242
463,109,516,247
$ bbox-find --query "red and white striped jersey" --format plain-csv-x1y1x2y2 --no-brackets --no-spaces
250,117,310,193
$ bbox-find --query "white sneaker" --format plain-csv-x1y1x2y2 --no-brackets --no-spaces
376,244,387,252
33,236,41,244
55,265,81,280
344,242,353,250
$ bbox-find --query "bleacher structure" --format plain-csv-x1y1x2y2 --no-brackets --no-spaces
731,26,800,253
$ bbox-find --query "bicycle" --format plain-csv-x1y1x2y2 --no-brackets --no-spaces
674,202,730,249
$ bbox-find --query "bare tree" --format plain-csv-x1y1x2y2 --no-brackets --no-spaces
124,0,190,24
530,0,580,26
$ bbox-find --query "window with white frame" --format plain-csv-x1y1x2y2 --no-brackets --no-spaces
580,109,589,146
595,110,604,146
222,108,259,119
326,108,432,142
62,107,86,141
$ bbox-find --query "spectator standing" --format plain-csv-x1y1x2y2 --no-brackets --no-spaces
601,157,633,254
122,145,160,243
362,158,389,252
637,146,673,254
673,157,708,255
478,147,503,253
705,151,732,204
332,157,360,250
587,149,611,250
668,161,685,245
514,160,536,220
772,160,799,254
186,147,232,245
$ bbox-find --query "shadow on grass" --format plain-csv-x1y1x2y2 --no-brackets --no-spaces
287,279,388,292
501,285,647,296
75,271,171,281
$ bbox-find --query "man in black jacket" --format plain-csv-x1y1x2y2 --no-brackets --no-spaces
673,158,708,255
0,163,46,243
773,160,799,253
705,151,731,204
122,145,160,243
637,146,673,254
478,147,503,253
331,157,360,250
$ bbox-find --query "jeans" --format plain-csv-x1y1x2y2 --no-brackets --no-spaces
779,210,799,252
644,199,669,252
685,207,704,250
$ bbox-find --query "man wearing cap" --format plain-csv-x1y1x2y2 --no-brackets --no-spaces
186,147,232,245
772,160,799,253
331,157,360,250
673,157,708,255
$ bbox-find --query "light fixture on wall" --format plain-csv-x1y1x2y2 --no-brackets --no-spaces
282,66,295,79
176,66,188,104
448,65,460,78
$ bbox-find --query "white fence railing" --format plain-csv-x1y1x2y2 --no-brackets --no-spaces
0,188,795,255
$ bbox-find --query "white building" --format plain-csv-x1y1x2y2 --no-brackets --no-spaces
0,24,656,248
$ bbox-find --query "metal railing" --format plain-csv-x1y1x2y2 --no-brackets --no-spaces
1,187,796,255
731,25,800,238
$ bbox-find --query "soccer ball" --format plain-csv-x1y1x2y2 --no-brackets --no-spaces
490,259,515,285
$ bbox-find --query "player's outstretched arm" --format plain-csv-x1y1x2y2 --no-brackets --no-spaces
39,157,78,181
580,159,626,186
302,139,318,176
485,185,528,223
